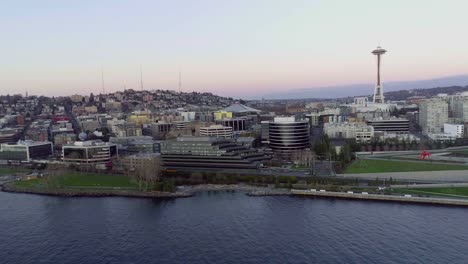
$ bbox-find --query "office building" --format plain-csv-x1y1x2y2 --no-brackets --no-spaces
109,136,157,155
367,118,409,133
262,117,310,153
0,140,53,162
160,136,269,170
199,125,233,138
62,140,118,163
324,123,374,143
215,117,249,131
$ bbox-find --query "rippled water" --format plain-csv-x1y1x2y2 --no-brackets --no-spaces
1,190,467,264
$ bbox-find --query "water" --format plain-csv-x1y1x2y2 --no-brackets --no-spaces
1,191,467,264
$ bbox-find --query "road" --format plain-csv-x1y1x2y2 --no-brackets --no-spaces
340,170,468,183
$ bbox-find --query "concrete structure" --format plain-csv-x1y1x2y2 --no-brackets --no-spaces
62,140,118,163
419,99,449,135
160,136,269,170
199,125,233,138
324,123,374,143
444,123,464,138
372,46,387,104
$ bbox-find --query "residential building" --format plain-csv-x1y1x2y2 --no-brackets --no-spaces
419,99,449,135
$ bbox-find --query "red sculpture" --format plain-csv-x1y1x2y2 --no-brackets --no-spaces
420,148,431,159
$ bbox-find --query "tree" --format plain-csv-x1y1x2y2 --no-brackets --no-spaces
128,156,161,191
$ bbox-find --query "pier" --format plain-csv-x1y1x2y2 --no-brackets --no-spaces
291,189,468,207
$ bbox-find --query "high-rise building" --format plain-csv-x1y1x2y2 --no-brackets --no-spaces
419,99,449,135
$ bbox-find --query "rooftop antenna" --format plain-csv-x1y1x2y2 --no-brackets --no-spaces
101,65,105,94
178,70,182,93
140,64,144,91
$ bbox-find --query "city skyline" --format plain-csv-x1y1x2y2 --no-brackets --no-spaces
1,0,468,98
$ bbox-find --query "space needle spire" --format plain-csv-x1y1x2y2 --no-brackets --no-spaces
372,46,387,104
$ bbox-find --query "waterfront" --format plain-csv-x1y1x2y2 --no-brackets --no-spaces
1,191,468,263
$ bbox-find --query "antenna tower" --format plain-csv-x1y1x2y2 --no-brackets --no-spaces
101,65,105,94
178,70,182,93
140,64,144,91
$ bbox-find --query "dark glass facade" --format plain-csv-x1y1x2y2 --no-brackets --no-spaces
268,121,310,153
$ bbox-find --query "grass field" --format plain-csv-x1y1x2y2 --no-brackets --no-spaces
15,172,137,189
0,168,26,176
345,159,468,174
393,187,468,198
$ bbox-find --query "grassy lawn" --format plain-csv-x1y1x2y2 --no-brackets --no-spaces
393,187,468,199
57,173,136,188
290,164,309,171
0,168,26,176
15,178,42,188
345,159,468,174
14,172,137,189
450,150,468,156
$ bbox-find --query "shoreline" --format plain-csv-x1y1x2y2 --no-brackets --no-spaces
3,182,468,207
291,189,468,207
1,183,193,199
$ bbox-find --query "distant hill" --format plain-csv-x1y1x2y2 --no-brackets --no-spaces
382,85,468,101
250,74,468,100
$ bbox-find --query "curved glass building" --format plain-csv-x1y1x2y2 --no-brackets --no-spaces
264,117,310,153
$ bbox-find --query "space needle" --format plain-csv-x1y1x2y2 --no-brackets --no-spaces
372,46,387,104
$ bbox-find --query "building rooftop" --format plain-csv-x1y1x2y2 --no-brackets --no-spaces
222,103,260,113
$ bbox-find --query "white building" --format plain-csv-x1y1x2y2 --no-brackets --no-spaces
444,123,464,138
324,123,374,143
180,111,196,121
418,99,449,135
199,125,233,138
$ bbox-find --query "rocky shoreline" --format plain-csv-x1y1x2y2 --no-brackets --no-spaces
1,183,193,199
0,182,288,199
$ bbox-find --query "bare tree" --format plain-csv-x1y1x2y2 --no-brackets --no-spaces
127,155,161,191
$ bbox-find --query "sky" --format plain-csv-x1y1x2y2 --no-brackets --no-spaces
1,0,468,98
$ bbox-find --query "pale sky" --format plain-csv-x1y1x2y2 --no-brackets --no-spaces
1,0,467,98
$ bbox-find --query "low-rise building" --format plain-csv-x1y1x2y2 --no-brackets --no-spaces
199,125,233,138
367,118,409,133
62,140,118,163
0,140,53,162
444,123,464,138
324,123,374,143
109,136,158,155
160,136,269,170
